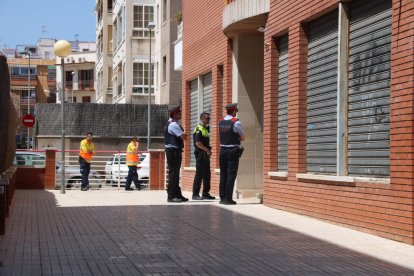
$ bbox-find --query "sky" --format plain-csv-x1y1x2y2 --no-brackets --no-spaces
0,0,96,48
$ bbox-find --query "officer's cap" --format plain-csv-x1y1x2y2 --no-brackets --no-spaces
169,105,181,115
225,103,238,112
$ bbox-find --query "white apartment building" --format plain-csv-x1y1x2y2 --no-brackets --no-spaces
95,0,114,103
153,0,182,105
95,0,156,104
56,51,96,103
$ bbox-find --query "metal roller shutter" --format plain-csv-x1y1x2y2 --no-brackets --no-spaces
202,73,212,113
348,0,391,177
190,79,198,166
277,35,288,171
306,10,339,175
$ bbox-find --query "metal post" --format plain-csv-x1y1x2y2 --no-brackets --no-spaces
61,58,66,194
27,52,31,149
147,29,152,150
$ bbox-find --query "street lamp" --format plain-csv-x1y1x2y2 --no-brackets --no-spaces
26,51,31,149
54,40,72,194
147,21,155,150
71,71,75,102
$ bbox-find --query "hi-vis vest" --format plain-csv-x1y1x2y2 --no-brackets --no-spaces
193,124,210,149
126,141,139,166
79,139,95,163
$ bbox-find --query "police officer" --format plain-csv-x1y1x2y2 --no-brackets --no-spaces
79,132,96,191
165,106,189,202
192,112,215,200
218,103,245,205
125,137,143,191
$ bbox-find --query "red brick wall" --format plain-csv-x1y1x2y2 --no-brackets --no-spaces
181,1,231,195
15,168,45,189
44,150,56,190
182,0,413,243
263,0,414,244
149,151,165,190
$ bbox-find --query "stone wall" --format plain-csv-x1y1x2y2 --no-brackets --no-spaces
0,55,18,173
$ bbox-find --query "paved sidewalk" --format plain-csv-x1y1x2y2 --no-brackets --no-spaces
0,189,413,275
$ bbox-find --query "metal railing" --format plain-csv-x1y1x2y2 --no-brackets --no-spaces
54,150,150,190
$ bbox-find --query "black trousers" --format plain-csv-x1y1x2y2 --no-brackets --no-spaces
126,166,140,189
166,148,183,199
219,147,240,201
192,150,211,196
79,159,90,189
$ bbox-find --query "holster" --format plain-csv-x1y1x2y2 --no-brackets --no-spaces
236,147,244,158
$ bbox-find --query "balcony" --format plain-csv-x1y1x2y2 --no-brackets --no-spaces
79,80,94,90
222,0,269,37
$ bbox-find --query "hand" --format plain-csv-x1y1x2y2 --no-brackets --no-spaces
206,150,212,156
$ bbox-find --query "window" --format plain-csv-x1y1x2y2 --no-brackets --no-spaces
133,62,154,94
79,70,94,89
302,0,391,178
133,5,154,38
277,35,289,171
189,72,212,166
162,0,167,23
82,96,91,103
162,56,167,83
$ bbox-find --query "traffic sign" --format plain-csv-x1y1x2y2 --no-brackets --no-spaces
22,114,36,128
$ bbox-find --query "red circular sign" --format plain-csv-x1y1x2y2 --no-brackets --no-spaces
22,114,36,127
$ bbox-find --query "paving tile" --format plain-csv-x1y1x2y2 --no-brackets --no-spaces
0,190,413,275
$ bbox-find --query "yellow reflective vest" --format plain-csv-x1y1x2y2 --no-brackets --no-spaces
126,141,139,166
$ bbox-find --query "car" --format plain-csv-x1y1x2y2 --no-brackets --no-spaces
13,151,102,189
105,153,149,185
55,162,103,189
13,151,45,167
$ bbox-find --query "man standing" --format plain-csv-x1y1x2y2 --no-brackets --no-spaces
165,106,188,202
218,103,245,205
125,137,142,191
192,112,215,200
79,132,96,191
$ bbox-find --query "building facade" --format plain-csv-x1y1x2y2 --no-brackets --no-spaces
56,51,96,103
6,50,56,148
95,0,114,103
153,0,182,105
95,0,156,105
181,0,414,244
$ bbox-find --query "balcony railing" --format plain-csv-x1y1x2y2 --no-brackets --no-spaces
11,75,37,80
79,80,94,90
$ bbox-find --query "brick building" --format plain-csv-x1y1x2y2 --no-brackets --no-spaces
180,0,413,244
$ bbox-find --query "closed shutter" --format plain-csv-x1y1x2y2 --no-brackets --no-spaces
202,73,212,113
277,35,288,171
190,79,198,166
348,0,391,177
306,10,339,175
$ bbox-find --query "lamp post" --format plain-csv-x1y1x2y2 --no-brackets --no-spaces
147,22,156,150
27,51,31,149
71,71,75,102
54,40,72,194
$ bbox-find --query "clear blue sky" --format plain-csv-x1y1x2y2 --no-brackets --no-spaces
0,0,96,48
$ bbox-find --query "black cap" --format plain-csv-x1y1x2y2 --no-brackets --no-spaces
225,103,238,112
169,105,181,115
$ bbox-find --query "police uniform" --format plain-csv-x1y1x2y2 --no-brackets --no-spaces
165,106,188,202
219,103,244,205
192,117,215,200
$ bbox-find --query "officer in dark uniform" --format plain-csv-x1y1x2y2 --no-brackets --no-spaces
192,112,215,200
218,103,245,205
164,106,189,202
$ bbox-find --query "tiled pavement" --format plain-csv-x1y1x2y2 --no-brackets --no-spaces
0,190,413,275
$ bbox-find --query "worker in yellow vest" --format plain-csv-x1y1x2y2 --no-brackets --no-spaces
79,132,96,191
125,137,143,191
